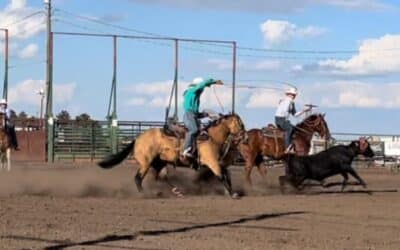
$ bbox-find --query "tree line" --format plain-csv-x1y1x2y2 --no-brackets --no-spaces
11,110,93,123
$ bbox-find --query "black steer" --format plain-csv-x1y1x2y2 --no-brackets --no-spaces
280,138,374,191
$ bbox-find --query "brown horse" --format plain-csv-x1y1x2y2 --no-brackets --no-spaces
238,113,330,185
98,113,245,198
0,113,11,171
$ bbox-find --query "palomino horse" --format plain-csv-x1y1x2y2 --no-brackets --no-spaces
98,114,245,198
0,113,11,171
238,113,330,185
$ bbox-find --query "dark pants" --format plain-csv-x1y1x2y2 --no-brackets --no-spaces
183,111,199,152
6,124,18,149
275,117,294,148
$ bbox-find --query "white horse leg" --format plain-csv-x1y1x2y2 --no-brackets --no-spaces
6,148,11,171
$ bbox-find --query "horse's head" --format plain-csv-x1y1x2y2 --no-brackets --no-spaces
300,113,330,139
220,113,246,139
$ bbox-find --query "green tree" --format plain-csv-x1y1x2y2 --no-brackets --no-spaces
57,110,71,122
75,113,92,127
18,111,28,119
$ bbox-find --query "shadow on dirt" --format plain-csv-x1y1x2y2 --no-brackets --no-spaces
2,211,307,250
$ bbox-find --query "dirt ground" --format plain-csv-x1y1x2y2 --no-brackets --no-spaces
0,162,399,250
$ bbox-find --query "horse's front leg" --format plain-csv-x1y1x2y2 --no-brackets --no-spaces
199,143,239,199
220,168,240,199
6,148,11,171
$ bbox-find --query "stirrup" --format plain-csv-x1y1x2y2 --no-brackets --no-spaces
284,145,294,154
181,147,194,158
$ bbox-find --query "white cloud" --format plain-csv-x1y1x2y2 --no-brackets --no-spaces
244,81,400,109
129,0,391,13
325,0,389,10
17,43,38,59
54,83,76,103
8,0,26,10
125,80,400,111
0,0,45,39
302,81,400,108
124,80,237,110
246,91,283,108
207,58,282,71
296,34,400,75
126,97,146,106
8,79,76,106
260,20,325,45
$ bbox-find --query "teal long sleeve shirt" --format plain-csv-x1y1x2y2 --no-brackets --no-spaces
183,78,215,113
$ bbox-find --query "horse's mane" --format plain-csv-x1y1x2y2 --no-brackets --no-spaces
295,113,320,127
204,113,237,130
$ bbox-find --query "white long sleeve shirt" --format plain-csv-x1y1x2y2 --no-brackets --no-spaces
275,97,296,119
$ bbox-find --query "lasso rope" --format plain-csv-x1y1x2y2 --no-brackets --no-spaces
212,86,225,113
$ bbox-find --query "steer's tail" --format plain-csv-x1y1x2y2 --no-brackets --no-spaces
281,153,293,162
98,140,135,169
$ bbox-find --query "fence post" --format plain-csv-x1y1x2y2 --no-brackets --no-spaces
110,119,118,154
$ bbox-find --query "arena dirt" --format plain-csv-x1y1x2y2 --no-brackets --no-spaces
0,162,399,249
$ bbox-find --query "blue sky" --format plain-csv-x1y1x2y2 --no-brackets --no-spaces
1,0,400,134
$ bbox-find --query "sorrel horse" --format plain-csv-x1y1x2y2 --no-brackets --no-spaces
238,113,330,185
98,114,245,198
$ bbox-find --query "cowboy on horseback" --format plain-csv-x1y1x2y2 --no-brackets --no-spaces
0,99,19,151
275,87,310,153
182,77,223,158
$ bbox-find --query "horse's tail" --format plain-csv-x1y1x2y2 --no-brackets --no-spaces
98,140,135,169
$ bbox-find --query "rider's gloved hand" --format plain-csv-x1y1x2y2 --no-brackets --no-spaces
214,80,224,85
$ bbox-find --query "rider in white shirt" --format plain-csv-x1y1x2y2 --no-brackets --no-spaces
0,99,19,150
275,87,310,153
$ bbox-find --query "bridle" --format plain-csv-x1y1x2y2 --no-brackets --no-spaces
219,114,246,160
295,115,329,139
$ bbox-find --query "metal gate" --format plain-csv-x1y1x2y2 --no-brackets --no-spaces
53,120,164,161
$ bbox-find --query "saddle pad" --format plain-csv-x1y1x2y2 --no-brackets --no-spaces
163,124,209,141
262,125,285,138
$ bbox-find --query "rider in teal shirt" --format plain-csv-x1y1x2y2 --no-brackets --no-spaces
182,77,223,158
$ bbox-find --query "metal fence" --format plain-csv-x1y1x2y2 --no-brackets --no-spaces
32,118,400,166
53,120,165,161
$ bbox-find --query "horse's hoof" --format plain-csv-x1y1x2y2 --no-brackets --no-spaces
231,192,240,199
172,187,185,198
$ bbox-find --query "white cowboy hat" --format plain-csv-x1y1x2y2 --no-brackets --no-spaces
285,87,298,96
188,77,204,87
0,98,7,105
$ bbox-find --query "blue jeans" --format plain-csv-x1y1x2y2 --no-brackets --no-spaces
275,117,294,147
183,111,199,151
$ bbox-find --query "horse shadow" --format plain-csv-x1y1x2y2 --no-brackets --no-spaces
1,211,306,250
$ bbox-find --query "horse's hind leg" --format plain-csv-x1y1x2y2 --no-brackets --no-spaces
255,154,267,180
244,152,259,186
134,155,152,192
135,171,144,192
152,158,184,198
245,162,254,186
